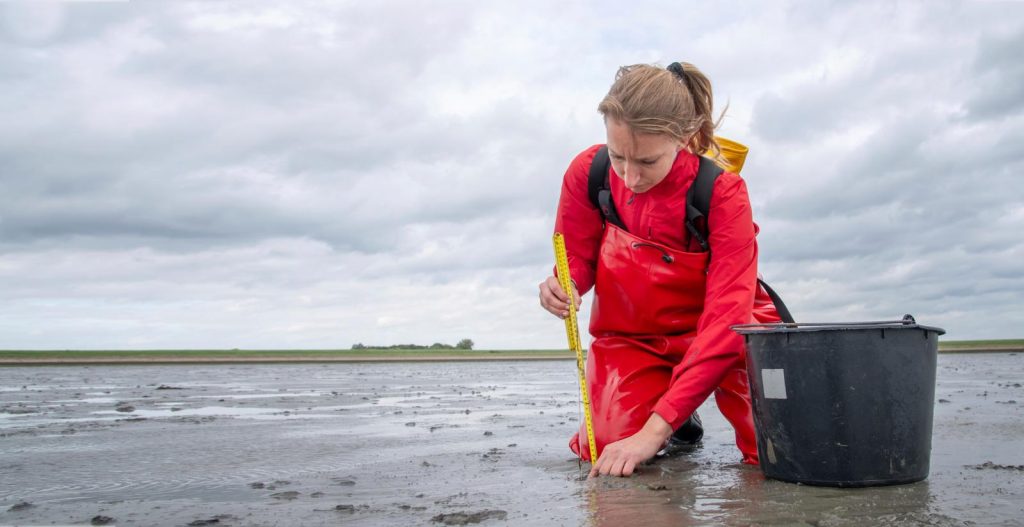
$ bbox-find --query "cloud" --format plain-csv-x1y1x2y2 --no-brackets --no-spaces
0,0,1021,349
965,29,1024,121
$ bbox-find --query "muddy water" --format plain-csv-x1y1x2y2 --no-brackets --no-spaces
0,354,1021,526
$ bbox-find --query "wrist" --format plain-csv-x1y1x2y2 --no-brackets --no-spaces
642,412,674,442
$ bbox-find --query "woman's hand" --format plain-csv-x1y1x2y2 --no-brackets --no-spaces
589,413,674,478
538,275,581,319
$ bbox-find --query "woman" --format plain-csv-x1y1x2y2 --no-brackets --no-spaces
538,62,784,477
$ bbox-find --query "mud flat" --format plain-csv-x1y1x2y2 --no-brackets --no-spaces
0,350,574,365
0,354,1021,526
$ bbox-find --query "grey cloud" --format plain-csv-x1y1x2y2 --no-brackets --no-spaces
0,2,142,46
1,0,1021,348
965,30,1024,121
0,2,576,256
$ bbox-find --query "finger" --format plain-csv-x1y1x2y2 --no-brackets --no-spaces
598,455,615,476
622,460,636,477
540,279,566,306
538,283,568,316
610,458,627,477
544,283,571,318
593,451,612,477
536,282,561,306
548,277,569,303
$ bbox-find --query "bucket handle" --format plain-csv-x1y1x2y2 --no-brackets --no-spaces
731,314,919,331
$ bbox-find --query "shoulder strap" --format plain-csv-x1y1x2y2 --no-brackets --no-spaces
588,148,796,322
685,156,724,252
587,146,626,230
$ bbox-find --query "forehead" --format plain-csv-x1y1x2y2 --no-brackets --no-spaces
605,118,675,157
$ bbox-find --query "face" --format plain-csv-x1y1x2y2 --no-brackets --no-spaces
605,117,684,193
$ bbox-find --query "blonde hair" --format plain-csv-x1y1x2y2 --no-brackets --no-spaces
597,62,724,161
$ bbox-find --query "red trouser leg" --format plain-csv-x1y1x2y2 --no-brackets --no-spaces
569,336,673,462
714,367,759,465
569,336,760,465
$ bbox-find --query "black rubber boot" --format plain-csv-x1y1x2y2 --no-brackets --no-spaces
672,411,704,445
657,412,704,457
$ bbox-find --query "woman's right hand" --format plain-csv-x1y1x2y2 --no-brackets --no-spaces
538,275,581,319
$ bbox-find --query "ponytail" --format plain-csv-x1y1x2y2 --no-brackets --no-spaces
675,62,724,162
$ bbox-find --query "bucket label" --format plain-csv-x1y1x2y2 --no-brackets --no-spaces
762,369,787,399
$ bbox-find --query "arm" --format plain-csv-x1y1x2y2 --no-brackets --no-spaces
540,146,605,318
553,146,604,296
651,173,758,428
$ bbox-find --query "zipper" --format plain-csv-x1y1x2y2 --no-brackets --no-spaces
631,242,674,263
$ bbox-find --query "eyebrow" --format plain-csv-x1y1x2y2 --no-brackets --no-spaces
608,148,661,164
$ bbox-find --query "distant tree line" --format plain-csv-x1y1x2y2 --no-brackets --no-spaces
351,338,474,350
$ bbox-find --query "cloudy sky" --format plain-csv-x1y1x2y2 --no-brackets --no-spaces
1,0,1021,350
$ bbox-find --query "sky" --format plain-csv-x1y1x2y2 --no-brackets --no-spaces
1,0,1022,350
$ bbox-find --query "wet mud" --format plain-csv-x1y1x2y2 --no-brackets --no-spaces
0,355,1021,526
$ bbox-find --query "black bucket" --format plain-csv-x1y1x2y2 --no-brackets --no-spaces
731,315,945,487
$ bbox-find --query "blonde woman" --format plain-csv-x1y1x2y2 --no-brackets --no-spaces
539,62,785,477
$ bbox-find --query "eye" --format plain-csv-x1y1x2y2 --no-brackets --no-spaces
640,160,656,166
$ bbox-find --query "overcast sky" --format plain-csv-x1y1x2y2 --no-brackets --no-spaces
1,0,1021,350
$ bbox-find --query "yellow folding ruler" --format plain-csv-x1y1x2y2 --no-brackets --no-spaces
552,233,597,462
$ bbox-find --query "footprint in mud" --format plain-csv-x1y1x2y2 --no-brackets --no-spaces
186,515,237,526
480,448,504,462
270,491,301,500
8,501,34,512
966,461,1024,471
431,510,508,525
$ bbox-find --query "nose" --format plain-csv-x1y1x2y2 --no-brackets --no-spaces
623,163,642,190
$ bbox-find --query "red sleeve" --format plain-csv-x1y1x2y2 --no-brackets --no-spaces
651,172,758,428
552,145,605,296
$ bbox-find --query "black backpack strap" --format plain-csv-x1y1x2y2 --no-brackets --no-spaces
758,278,796,323
587,146,626,230
685,156,724,252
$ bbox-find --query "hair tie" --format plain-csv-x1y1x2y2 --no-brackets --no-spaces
667,62,689,87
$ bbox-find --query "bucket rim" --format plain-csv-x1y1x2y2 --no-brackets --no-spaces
731,316,945,336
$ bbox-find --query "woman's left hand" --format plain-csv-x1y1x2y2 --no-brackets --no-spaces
589,413,674,478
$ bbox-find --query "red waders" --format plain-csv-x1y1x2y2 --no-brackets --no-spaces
568,223,782,465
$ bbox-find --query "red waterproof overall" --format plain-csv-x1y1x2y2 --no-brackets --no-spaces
557,145,783,465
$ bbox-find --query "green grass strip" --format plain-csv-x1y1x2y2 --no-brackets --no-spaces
0,349,573,360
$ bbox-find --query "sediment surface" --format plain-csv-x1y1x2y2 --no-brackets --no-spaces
0,354,1021,526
